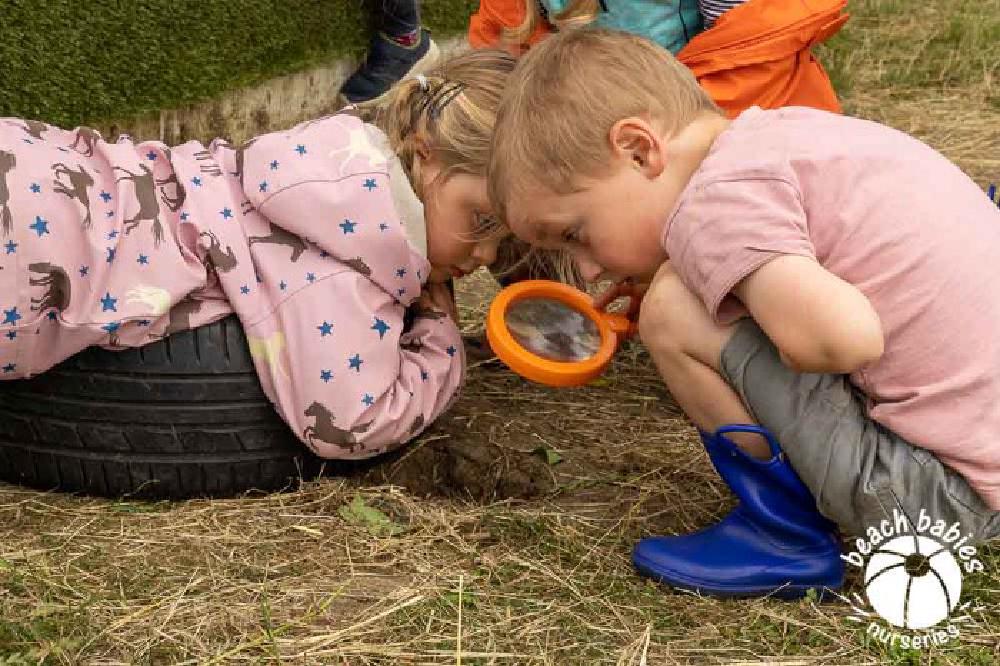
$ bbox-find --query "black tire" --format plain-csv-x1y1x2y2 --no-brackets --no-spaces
0,315,330,499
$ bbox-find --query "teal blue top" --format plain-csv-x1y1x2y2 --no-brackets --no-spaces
539,0,704,54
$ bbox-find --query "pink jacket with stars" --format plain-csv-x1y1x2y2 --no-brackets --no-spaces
0,111,465,459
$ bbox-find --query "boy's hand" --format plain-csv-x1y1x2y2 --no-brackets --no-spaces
593,278,648,321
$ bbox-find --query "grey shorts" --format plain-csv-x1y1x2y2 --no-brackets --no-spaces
720,319,1000,543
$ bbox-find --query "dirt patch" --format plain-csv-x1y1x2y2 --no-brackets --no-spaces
356,399,558,501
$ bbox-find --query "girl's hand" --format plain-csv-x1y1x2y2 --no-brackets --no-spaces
593,278,648,321
420,281,459,323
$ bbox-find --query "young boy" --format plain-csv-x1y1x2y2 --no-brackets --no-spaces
488,27,1000,599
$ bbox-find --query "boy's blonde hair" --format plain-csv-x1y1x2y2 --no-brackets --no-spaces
504,0,602,48
488,28,720,225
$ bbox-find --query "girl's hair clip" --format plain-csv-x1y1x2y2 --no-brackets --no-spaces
414,74,429,92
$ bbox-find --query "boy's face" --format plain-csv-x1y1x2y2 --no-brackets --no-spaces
505,160,672,284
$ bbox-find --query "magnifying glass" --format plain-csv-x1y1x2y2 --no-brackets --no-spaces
485,280,637,387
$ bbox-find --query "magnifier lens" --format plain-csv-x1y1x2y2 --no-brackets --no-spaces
504,297,602,362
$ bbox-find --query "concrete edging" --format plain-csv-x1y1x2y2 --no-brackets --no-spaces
100,37,468,145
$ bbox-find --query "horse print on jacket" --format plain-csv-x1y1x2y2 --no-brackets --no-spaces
199,230,239,273
52,162,95,229
114,163,164,246
303,401,374,454
28,262,71,313
247,222,308,262
0,150,14,236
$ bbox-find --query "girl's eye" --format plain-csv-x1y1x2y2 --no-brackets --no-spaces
562,227,581,244
472,212,502,238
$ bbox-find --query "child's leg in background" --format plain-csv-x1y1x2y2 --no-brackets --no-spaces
339,0,439,105
640,262,1000,542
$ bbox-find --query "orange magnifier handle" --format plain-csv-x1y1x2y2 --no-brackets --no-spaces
486,280,636,387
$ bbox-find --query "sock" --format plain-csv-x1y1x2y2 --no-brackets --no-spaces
386,27,421,48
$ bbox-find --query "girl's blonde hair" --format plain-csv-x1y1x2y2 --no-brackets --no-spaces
377,47,582,286
377,48,515,203
504,0,601,49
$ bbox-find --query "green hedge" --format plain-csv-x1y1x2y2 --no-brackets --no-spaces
0,0,477,127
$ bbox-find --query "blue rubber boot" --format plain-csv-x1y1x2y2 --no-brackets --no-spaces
632,425,845,599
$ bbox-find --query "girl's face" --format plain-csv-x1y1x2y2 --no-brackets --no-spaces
420,159,508,284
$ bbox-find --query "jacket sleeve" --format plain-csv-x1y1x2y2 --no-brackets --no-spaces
242,266,465,459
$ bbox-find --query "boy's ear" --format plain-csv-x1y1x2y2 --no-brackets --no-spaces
609,117,665,178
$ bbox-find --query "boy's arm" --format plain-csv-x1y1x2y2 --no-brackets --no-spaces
732,255,884,373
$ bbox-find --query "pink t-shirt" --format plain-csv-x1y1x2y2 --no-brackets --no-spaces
663,106,1000,510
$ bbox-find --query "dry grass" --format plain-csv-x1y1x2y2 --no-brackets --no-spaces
3,1,1000,663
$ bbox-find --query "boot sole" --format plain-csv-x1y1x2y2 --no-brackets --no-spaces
338,40,442,110
633,553,844,601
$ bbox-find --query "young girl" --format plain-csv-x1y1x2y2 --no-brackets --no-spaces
468,0,849,118
0,49,515,461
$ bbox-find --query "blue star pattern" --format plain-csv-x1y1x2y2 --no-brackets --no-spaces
191,177,202,187
29,216,49,237
362,393,374,406
30,183,40,193
270,159,280,170
102,321,121,334
107,230,118,240
306,272,316,283
220,207,233,220
2,363,15,373
106,247,116,263
363,178,377,191
79,265,89,277
340,219,357,234
379,223,389,232
100,191,112,203
5,331,16,340
320,369,333,382
295,144,307,156
259,181,268,192
395,267,406,278
446,345,457,357
2,307,21,326
371,317,390,339
318,321,333,336
100,292,118,312
4,241,16,254
146,150,158,161
137,254,148,265
240,285,250,295
348,353,363,372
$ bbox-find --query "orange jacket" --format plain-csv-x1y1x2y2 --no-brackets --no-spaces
677,0,848,116
467,0,551,52
466,0,848,116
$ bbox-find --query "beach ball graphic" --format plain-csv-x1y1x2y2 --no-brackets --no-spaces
864,535,962,629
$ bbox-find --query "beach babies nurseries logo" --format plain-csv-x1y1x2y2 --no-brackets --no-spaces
838,507,988,650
